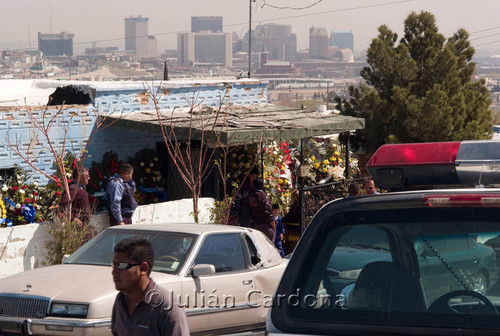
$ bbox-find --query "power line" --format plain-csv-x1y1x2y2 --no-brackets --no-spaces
261,0,323,10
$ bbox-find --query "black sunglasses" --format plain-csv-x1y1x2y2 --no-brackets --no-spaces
111,261,141,270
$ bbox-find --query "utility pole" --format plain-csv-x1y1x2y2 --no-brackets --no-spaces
163,60,169,81
248,0,255,78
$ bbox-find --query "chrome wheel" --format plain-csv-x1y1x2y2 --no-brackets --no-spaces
473,272,487,294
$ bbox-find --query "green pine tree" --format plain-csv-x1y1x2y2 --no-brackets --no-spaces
336,11,493,153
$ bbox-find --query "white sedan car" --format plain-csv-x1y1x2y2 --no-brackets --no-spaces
0,223,287,335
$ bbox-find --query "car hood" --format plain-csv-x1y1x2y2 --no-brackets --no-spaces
0,264,180,303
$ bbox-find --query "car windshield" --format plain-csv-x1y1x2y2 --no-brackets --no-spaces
64,229,197,275
281,207,500,331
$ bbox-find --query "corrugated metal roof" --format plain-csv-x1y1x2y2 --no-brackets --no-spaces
106,104,365,146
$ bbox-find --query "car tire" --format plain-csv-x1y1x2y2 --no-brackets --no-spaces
473,272,488,294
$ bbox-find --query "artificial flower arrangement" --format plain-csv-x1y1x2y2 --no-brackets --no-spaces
262,141,293,211
1,165,61,226
293,137,360,187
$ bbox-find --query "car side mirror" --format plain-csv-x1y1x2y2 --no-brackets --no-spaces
62,254,71,263
192,264,216,277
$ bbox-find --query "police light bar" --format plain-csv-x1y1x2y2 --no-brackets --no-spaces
366,140,500,190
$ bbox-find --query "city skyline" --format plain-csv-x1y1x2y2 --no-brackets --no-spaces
2,0,500,56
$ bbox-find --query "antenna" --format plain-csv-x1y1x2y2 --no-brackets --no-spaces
49,5,52,34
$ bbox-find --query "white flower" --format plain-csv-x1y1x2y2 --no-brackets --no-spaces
15,204,21,209
66,173,72,178
9,206,14,211
33,182,39,187
140,162,145,167
16,175,21,180
154,157,158,162
1,185,8,192
149,163,154,168
18,189,25,194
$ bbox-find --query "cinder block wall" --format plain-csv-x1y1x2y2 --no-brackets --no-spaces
0,80,267,185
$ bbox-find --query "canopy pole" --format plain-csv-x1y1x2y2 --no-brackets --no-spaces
299,138,305,235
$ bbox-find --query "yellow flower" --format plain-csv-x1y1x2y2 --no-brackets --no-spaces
330,156,335,161
323,159,329,165
311,156,316,161
338,158,343,163
232,163,238,168
284,192,289,198
334,151,340,156
284,179,289,184
145,168,151,174
323,168,328,173
278,179,283,184
314,163,320,169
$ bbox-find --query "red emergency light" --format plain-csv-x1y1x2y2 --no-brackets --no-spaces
366,140,500,190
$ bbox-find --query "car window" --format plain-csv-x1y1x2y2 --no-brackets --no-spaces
302,225,392,308
244,234,262,267
64,229,196,274
194,233,247,273
273,207,500,332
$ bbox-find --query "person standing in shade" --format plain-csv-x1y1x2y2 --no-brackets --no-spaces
59,167,92,227
248,178,275,241
232,166,260,227
107,163,138,226
111,237,189,336
272,204,286,257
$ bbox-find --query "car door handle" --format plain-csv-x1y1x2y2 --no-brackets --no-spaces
243,279,253,285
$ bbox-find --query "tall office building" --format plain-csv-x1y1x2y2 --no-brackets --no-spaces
38,32,74,56
252,23,297,62
124,16,155,58
191,16,223,33
309,27,329,58
178,32,232,66
330,30,354,52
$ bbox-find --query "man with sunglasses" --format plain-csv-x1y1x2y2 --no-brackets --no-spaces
111,237,189,336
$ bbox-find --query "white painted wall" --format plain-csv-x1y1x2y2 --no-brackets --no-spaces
0,198,215,279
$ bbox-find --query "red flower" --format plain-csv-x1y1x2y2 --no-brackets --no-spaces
12,186,19,191
24,198,30,203
56,191,61,196
33,191,38,196
22,185,27,189
31,199,36,203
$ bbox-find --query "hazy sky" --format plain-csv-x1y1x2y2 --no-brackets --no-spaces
3,0,500,56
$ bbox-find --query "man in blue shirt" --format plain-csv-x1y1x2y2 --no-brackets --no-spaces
107,163,138,226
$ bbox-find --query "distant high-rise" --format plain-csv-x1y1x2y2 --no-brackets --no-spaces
178,32,232,66
38,32,74,56
125,16,156,58
309,27,329,58
330,30,354,52
191,16,223,33
252,23,297,62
